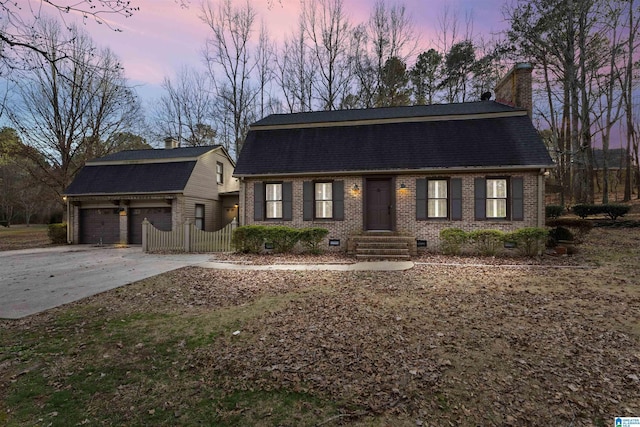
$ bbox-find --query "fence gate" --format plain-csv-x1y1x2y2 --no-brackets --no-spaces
142,219,237,253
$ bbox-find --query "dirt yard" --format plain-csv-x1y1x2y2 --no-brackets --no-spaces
1,226,639,426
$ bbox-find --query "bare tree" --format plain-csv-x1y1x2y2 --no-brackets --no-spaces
152,66,218,147
275,18,316,113
255,21,278,118
201,0,258,158
505,0,610,204
5,18,141,201
0,1,129,68
302,0,352,110
349,1,418,108
621,0,640,200
592,0,626,203
348,24,377,108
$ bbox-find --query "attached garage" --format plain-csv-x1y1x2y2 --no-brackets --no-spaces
129,207,172,244
79,208,120,244
64,145,238,245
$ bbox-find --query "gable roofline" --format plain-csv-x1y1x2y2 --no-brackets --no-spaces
87,145,225,166
214,145,237,168
234,164,555,179
250,101,527,130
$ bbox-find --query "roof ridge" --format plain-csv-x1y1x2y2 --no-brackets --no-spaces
87,145,222,163
251,101,524,129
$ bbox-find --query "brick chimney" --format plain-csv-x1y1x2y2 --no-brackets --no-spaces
494,63,533,117
164,137,179,149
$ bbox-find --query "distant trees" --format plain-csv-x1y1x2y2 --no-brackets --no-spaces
505,0,640,204
377,57,411,107
151,0,516,161
0,127,58,225
410,49,442,105
151,66,218,147
201,0,260,158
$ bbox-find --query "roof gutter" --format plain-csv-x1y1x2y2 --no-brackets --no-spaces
63,190,183,197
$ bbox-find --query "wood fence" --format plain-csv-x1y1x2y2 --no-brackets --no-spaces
142,219,237,253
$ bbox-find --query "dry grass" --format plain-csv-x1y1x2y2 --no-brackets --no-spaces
1,226,639,426
0,225,52,251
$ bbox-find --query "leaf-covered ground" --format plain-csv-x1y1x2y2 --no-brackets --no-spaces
1,227,639,426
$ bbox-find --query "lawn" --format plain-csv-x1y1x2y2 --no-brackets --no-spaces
1,226,639,426
0,225,52,251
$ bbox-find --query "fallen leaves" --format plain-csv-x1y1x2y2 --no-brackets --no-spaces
1,227,639,426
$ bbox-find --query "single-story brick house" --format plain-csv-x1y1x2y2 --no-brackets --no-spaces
64,143,238,245
233,65,555,255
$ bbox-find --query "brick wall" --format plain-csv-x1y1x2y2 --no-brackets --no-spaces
494,63,533,117
241,171,544,253
397,172,541,251
241,176,364,251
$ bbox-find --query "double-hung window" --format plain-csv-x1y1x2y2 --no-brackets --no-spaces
427,179,448,218
216,162,224,184
315,182,333,219
486,178,508,219
195,204,205,230
265,183,283,219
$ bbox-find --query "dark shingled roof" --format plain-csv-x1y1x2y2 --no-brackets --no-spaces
251,101,522,127
89,145,221,163
64,162,197,195
235,103,554,176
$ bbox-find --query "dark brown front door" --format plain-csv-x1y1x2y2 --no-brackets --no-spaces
366,178,393,230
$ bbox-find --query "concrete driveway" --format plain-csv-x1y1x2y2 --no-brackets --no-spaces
0,245,212,319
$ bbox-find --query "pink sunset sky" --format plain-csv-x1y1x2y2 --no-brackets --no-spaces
63,0,510,102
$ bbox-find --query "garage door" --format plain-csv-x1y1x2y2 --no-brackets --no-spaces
80,208,120,244
129,207,172,244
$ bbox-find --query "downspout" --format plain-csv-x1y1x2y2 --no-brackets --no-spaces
65,197,71,244
240,177,246,226
538,169,547,228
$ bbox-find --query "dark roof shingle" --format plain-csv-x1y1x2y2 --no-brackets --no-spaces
235,103,554,176
89,145,220,163
251,101,522,127
64,162,197,195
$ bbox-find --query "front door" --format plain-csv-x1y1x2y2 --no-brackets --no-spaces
365,178,393,230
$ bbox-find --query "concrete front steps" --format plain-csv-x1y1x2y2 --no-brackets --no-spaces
347,233,417,261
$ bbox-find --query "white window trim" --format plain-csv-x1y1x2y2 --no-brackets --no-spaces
427,179,448,219
216,162,224,185
486,178,508,219
314,181,333,219
265,183,283,219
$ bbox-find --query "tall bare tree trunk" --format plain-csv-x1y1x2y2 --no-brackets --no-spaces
623,0,636,201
